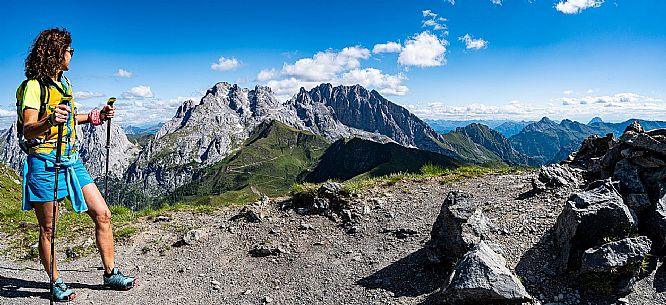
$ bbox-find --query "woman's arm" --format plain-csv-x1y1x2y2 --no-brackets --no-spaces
23,104,70,139
76,113,89,124
75,105,115,126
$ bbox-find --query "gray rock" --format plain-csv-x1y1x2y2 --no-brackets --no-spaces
647,183,666,254
531,178,547,193
440,241,532,305
427,191,491,266
579,236,652,293
249,244,282,257
619,131,666,157
538,164,581,188
613,159,646,194
625,193,651,212
580,236,651,273
318,182,343,198
631,155,665,168
553,182,637,274
624,121,645,134
182,229,203,245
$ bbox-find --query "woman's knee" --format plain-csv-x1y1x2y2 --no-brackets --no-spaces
39,222,54,238
91,208,112,225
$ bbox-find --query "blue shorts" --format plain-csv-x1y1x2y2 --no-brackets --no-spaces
26,153,94,203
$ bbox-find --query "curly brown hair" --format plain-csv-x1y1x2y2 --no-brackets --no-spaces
24,28,71,82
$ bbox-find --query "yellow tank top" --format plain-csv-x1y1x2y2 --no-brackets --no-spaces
20,77,78,155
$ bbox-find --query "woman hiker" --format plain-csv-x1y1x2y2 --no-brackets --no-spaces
18,27,136,302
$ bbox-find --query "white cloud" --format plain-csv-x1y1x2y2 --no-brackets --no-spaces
266,78,322,101
114,69,133,78
121,86,153,99
74,91,105,100
563,90,574,95
554,92,660,106
421,10,448,33
211,56,240,72
445,0,455,5
257,68,278,81
490,0,502,4
111,95,201,126
555,0,604,14
422,10,437,18
259,45,407,100
0,108,14,118
398,32,448,68
459,34,488,50
281,46,370,82
341,68,409,96
373,42,402,54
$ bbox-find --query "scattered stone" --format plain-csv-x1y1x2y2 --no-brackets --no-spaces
393,228,418,239
182,229,203,245
299,223,313,230
249,244,283,257
154,215,171,222
538,164,581,188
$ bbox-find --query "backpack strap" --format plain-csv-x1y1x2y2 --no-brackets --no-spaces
15,79,49,153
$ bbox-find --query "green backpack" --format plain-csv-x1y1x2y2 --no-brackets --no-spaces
15,79,49,153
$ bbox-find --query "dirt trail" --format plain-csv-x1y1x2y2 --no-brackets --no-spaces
1,173,665,305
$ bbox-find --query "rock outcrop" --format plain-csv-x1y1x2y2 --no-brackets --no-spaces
551,121,666,293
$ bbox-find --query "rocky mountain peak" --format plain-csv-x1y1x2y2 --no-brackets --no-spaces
538,116,555,124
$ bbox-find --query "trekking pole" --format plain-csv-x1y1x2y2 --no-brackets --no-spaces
103,97,116,203
50,96,71,305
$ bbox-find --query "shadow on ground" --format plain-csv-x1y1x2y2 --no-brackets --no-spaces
0,272,104,300
357,247,449,304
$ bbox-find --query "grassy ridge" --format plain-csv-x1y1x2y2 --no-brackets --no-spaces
293,164,526,197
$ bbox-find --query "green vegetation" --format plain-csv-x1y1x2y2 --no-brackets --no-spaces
292,164,524,197
170,120,330,200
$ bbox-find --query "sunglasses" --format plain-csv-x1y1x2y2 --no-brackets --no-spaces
66,48,75,56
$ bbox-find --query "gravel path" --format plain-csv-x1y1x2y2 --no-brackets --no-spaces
2,173,665,305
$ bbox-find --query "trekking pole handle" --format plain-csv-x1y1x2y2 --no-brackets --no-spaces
57,96,73,125
107,97,116,107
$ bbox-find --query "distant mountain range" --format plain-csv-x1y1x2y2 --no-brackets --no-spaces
425,119,533,137
123,123,165,135
2,82,665,209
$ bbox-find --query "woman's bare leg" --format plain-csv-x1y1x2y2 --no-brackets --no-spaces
34,201,59,280
82,183,114,274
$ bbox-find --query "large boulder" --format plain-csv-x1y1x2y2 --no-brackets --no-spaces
553,181,638,274
440,242,532,305
579,236,652,293
580,236,651,274
612,159,646,195
427,191,491,266
646,182,666,255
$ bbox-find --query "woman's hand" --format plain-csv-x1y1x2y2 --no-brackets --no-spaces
101,105,115,121
53,104,71,124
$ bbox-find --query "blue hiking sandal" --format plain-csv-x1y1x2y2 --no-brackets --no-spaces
103,267,137,290
51,278,76,302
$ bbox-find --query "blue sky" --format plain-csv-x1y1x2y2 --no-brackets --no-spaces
1,0,664,128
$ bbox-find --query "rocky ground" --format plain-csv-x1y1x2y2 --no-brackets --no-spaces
1,172,666,305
